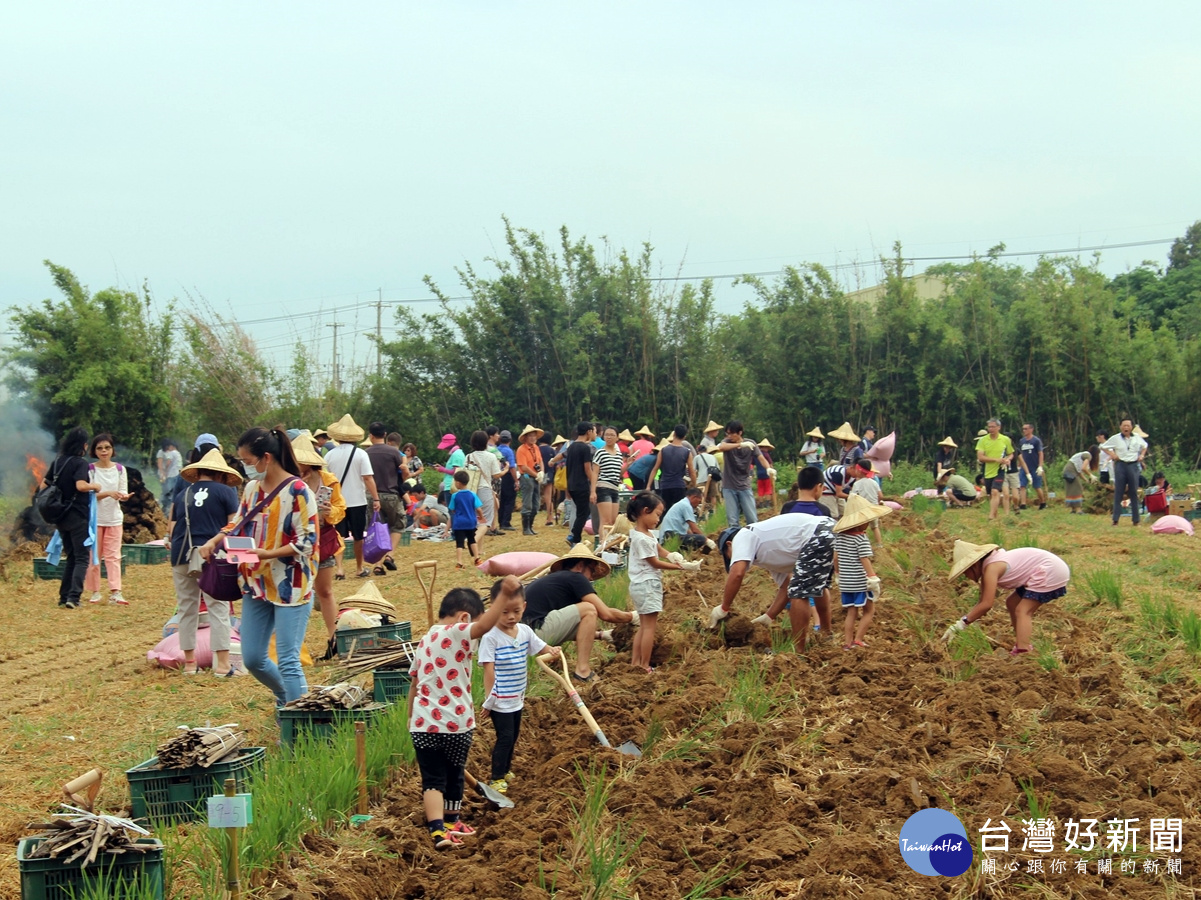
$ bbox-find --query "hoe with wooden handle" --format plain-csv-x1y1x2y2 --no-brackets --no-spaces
535,652,641,757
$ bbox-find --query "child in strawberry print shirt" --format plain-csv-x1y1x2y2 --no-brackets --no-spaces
407,576,511,850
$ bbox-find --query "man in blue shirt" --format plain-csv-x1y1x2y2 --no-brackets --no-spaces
496,430,519,531
658,489,711,551
1017,423,1046,511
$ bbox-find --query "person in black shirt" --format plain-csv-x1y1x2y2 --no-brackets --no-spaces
46,426,101,609
522,544,637,681
552,422,597,548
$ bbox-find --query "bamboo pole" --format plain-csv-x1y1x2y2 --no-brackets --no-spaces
355,722,368,815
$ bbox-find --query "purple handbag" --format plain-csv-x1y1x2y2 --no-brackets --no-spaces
198,479,293,602
362,512,391,564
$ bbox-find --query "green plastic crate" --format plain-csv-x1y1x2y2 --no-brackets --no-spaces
33,557,125,580
335,621,412,657
17,836,164,900
278,703,391,746
124,747,265,824
373,669,411,703
122,543,170,565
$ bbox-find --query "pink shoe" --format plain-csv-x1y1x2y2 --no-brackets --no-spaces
446,820,476,836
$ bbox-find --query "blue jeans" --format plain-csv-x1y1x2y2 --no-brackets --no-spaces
240,594,313,706
723,488,758,527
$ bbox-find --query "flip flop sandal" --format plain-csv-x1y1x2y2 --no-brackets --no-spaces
383,557,397,571
357,569,371,578
571,671,597,684
181,666,200,676
372,565,386,576
334,573,346,581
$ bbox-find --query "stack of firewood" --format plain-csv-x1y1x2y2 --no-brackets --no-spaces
156,725,246,768
119,467,168,544
25,809,153,867
283,682,368,710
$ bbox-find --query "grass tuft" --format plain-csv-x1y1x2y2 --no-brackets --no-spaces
1085,569,1123,609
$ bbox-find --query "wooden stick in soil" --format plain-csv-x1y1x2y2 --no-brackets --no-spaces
414,560,437,627
355,722,368,815
224,777,241,900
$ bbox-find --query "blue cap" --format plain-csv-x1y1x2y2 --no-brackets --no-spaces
195,433,220,451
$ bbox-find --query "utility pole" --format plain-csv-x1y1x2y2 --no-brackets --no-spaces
376,287,383,378
326,321,344,393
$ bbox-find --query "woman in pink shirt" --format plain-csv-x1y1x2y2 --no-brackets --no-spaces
941,541,1070,655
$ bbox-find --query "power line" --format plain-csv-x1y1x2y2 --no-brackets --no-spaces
645,238,1175,283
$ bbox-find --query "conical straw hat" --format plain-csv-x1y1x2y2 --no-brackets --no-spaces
520,424,545,440
977,429,988,437
827,422,859,442
339,581,397,615
938,436,958,448
1133,425,1149,439
806,427,825,440
653,438,669,451
758,438,775,450
704,420,722,434
549,542,611,580
291,434,326,468
833,494,893,533
551,434,567,446
617,428,636,443
948,540,1000,580
634,425,655,438
180,448,243,487
327,414,365,443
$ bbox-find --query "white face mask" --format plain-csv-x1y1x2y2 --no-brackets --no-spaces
243,458,265,481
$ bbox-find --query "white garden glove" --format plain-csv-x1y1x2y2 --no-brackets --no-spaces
942,618,968,642
628,611,640,628
1036,466,1045,477
741,440,757,450
704,538,717,552
750,613,774,627
767,467,778,480
866,576,881,596
679,559,702,571
666,551,685,565
709,605,729,629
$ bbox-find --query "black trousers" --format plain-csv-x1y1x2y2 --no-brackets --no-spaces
1113,460,1141,525
498,475,517,527
569,489,591,542
56,510,90,605
660,487,687,510
490,709,522,781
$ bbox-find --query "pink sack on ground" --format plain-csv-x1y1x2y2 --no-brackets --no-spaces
903,489,918,499
1152,515,1194,535
147,627,242,670
922,489,940,498
476,551,559,576
884,500,903,510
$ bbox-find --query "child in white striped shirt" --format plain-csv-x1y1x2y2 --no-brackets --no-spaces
478,579,561,794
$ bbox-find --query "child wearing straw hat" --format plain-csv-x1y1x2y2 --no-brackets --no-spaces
408,578,512,849
941,540,1070,655
833,495,890,649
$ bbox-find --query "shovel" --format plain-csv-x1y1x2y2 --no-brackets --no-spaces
536,653,641,757
464,769,514,808
413,560,437,627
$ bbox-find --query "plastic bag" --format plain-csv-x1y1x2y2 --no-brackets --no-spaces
362,512,391,564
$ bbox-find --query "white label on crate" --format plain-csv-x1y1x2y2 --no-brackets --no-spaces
207,793,253,828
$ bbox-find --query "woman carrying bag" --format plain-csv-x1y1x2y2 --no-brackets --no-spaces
200,427,318,707
166,449,242,676
292,432,347,661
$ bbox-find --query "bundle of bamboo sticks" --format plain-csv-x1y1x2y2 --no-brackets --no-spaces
25,808,153,867
333,639,416,678
156,725,247,769
283,682,368,710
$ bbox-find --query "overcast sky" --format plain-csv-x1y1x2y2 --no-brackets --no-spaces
2,2,1198,378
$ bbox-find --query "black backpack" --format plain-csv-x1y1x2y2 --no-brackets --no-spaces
34,459,71,525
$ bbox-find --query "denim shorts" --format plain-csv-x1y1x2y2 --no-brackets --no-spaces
595,487,619,504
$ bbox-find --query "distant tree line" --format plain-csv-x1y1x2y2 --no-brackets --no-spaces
6,219,1201,471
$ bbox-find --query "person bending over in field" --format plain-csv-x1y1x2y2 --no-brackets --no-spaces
942,541,1070,656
